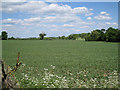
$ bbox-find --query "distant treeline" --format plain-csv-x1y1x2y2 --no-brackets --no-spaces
8,37,59,40
1,27,120,42
83,27,120,42
59,27,120,42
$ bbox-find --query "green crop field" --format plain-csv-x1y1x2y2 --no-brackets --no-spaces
2,40,118,88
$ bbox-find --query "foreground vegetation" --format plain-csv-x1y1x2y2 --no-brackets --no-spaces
2,40,118,88
19,64,118,88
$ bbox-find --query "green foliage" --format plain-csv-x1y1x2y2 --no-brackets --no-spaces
116,30,120,42
61,36,66,40
91,30,101,41
39,33,46,40
81,33,87,39
84,27,119,42
68,34,79,40
68,34,73,40
85,33,91,41
19,65,118,88
72,34,79,40
105,27,119,42
58,36,61,40
58,36,68,40
8,36,15,40
44,37,50,40
2,31,8,40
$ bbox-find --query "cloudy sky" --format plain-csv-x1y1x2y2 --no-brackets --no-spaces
1,0,118,38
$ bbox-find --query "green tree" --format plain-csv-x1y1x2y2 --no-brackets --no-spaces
81,33,87,39
8,36,15,40
61,36,66,40
100,29,106,41
2,31,8,40
101,29,106,32
95,29,106,41
65,37,68,40
39,32,46,40
72,34,80,40
58,36,61,40
68,34,78,40
116,29,120,42
91,30,101,41
84,27,119,42
85,33,91,41
72,35,76,40
105,27,118,42
44,37,50,40
68,34,73,40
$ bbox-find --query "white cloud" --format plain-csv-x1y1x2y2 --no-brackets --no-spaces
2,1,47,13
45,16,56,20
43,16,57,22
85,12,93,16
105,22,118,26
95,22,118,29
2,0,120,2
2,0,56,2
94,15,112,20
2,0,27,2
30,4,72,15
94,11,112,20
63,24,74,27
42,14,82,23
24,17,41,22
45,0,56,2
2,1,93,17
73,7,88,14
100,11,109,15
2,14,82,27
80,26,89,28
2,24,13,27
73,7,94,16
90,8,93,11
87,17,92,20
77,21,94,25
2,18,23,24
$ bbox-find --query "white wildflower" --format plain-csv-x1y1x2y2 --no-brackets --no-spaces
22,64,25,67
52,66,55,69
35,84,37,86
51,65,53,67
93,84,96,88
50,74,54,77
43,78,45,80
25,74,28,77
44,68,48,71
69,73,73,75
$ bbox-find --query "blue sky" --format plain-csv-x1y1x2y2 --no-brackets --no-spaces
1,0,118,38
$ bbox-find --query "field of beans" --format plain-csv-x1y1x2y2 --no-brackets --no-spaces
2,40,118,88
